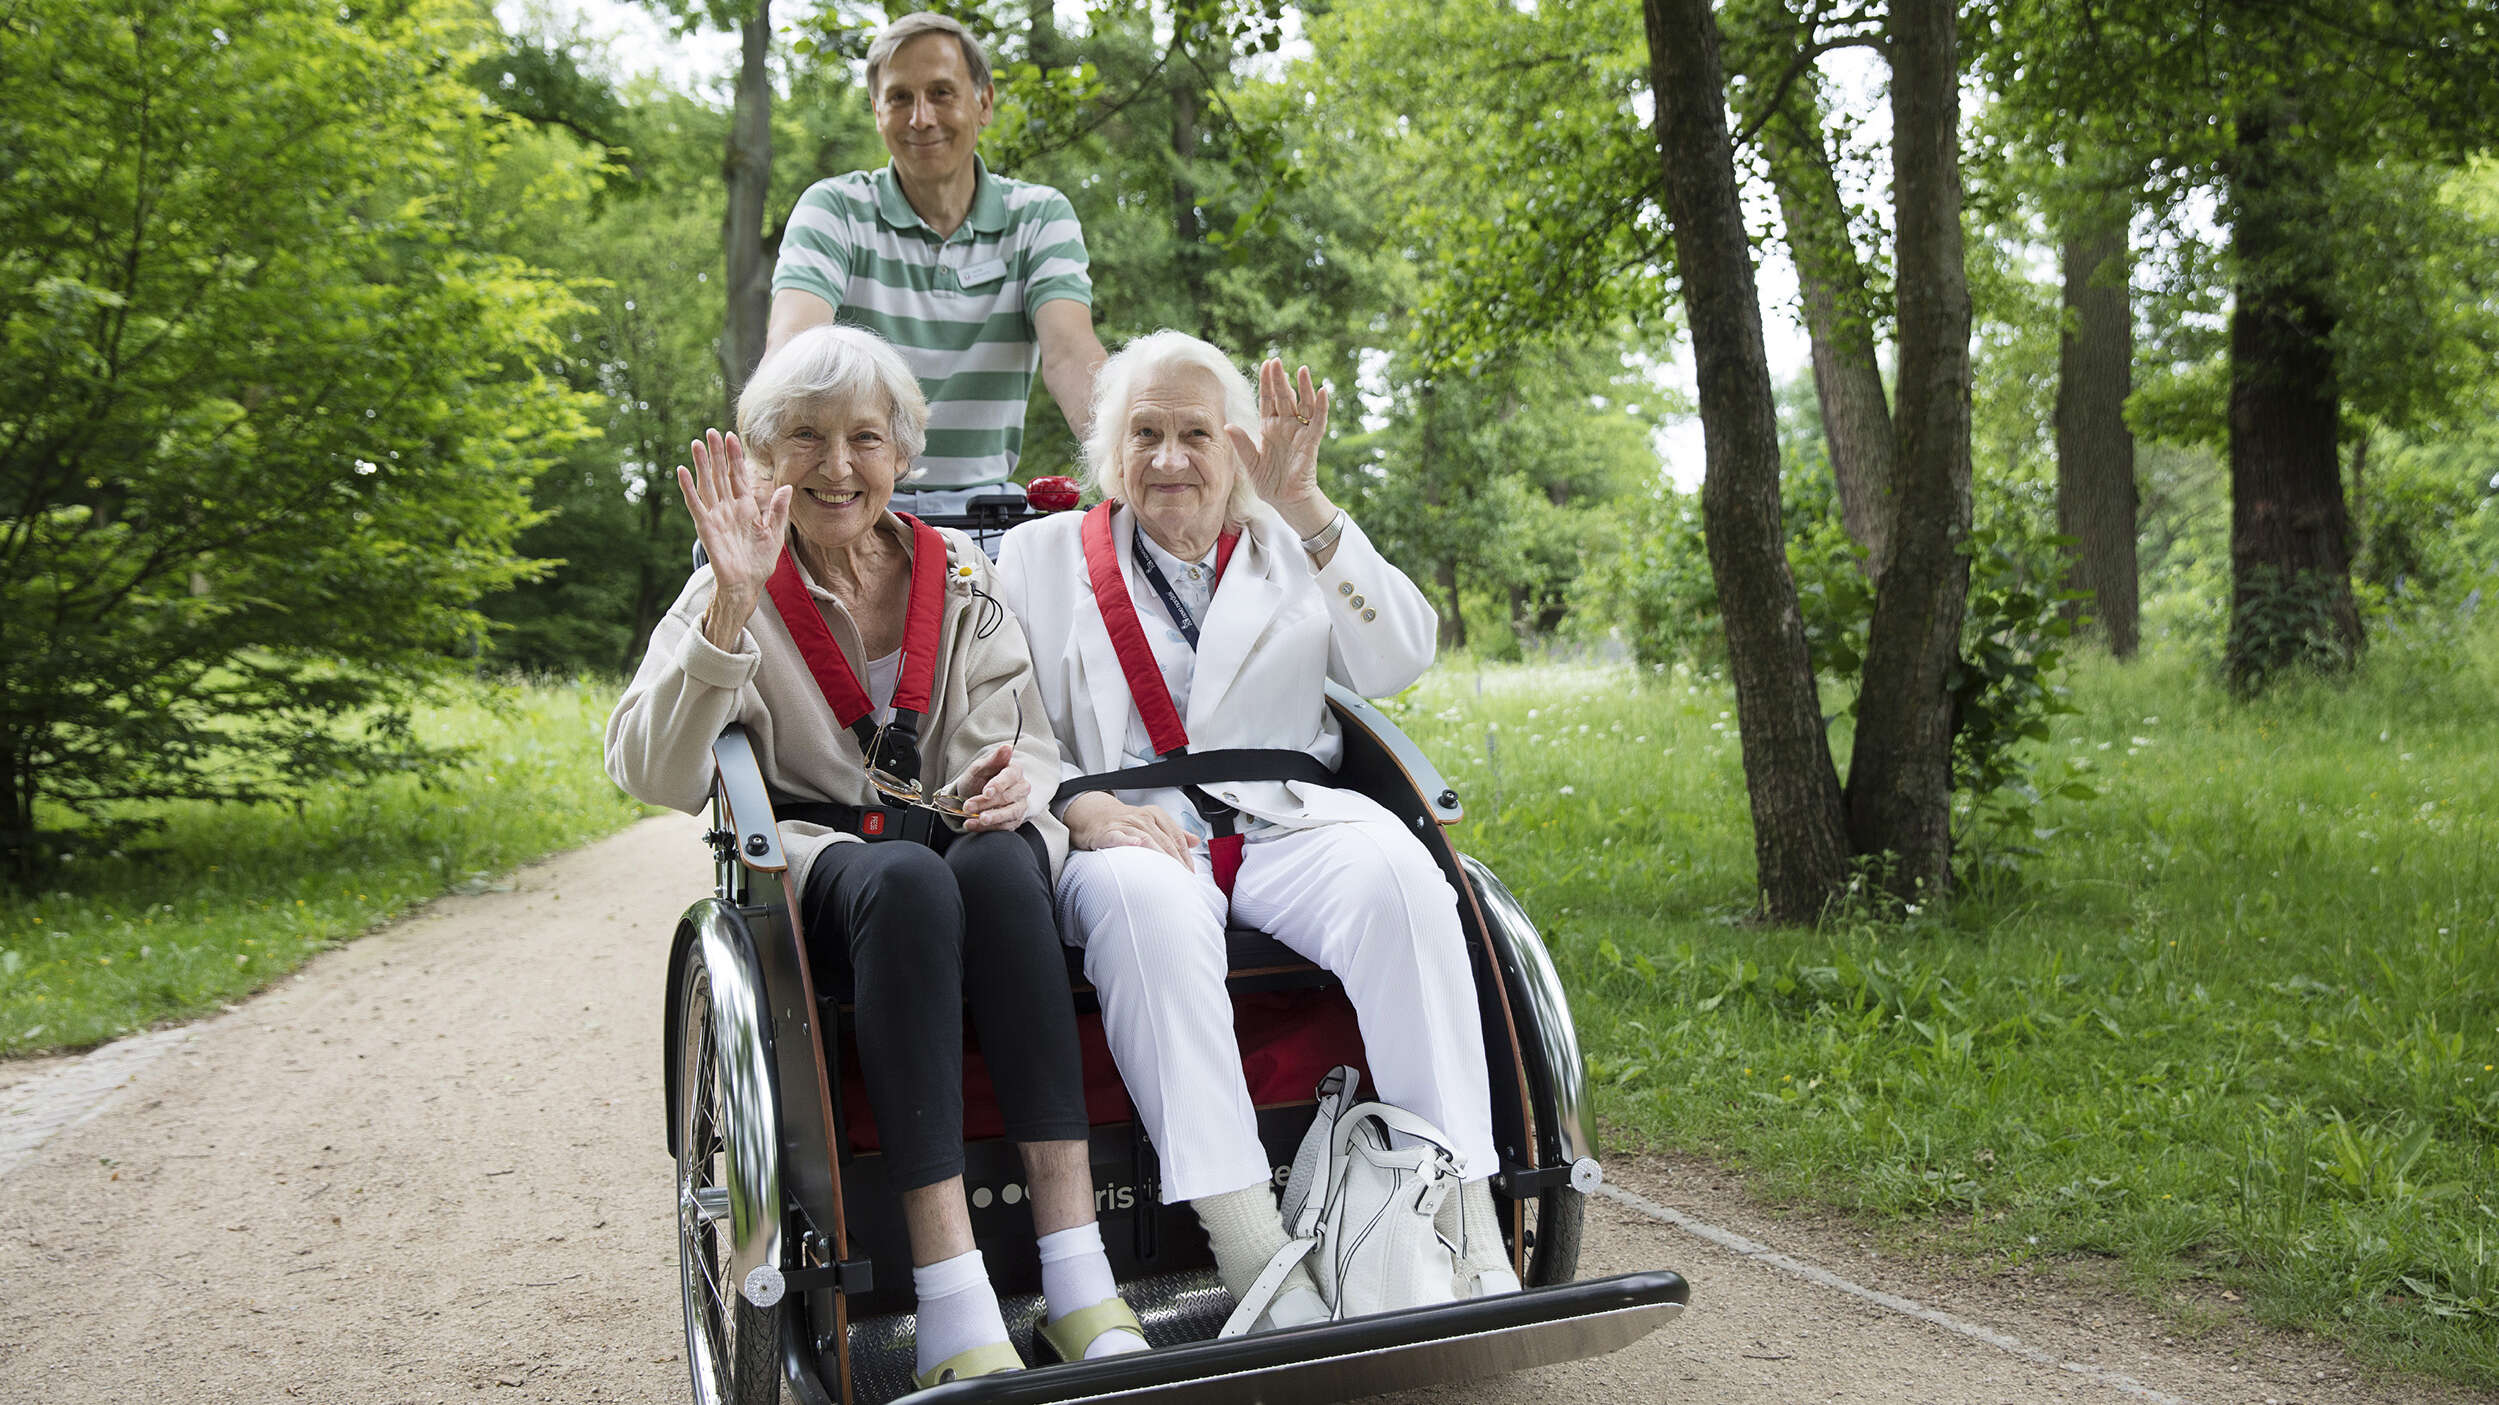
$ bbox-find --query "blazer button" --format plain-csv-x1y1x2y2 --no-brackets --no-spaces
1349,594,1364,608
1361,608,1377,622
1338,582,1354,596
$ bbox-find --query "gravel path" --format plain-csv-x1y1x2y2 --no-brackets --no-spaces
2,813,2488,1405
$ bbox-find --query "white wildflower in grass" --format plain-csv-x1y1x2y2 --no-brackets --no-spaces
1558,785,1576,796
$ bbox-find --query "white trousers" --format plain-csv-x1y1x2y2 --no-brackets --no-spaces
1057,801,1500,1203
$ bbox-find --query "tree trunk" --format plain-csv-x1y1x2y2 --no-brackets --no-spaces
720,0,773,411
2053,206,2140,657
625,481,674,676
1169,47,1207,329
1759,90,1896,574
1,730,31,888
1028,0,1060,69
1843,0,1973,903
1642,0,1849,923
2224,106,2362,689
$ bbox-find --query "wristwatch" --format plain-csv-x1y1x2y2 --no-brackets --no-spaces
1298,509,1348,556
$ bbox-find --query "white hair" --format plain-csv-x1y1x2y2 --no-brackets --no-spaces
1083,330,1268,525
737,324,931,479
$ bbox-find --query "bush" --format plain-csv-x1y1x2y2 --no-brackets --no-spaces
1591,466,2086,875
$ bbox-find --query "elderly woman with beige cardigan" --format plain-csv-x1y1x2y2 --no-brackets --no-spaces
605,325,1142,1387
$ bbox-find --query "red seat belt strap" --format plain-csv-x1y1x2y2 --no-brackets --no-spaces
768,549,875,732
888,513,948,717
1081,503,1190,756
1079,502,1247,894
765,518,951,747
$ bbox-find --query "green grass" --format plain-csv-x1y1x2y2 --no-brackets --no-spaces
0,677,653,1055
1392,637,2499,1385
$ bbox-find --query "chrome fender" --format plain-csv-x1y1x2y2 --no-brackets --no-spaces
673,898,787,1308
1459,855,1599,1182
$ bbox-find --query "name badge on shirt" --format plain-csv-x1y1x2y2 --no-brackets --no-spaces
955,257,1008,289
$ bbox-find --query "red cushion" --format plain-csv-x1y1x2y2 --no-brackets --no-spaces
840,989,1367,1153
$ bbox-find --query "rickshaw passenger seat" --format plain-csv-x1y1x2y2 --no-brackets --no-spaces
817,927,1329,1009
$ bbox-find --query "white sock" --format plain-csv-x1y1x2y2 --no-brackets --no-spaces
1193,1184,1292,1300
1194,1184,1322,1312
911,1249,1010,1377
1036,1223,1146,1358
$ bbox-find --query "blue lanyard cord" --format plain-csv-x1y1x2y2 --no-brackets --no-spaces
1131,529,1205,650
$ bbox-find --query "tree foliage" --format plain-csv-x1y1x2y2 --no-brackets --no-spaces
0,0,598,880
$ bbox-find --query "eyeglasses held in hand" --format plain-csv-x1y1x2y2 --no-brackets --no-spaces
863,696,1021,821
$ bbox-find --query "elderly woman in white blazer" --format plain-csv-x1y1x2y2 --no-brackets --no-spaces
995,330,1516,1331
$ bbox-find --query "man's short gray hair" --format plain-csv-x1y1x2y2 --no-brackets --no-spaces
737,325,932,480
1083,330,1267,525
865,13,991,97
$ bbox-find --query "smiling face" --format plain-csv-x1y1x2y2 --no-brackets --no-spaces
759,397,901,553
873,32,993,192
1121,363,1236,555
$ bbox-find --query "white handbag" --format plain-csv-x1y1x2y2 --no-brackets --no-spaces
1219,1066,1463,1336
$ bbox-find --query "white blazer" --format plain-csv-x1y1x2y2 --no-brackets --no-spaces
996,504,1437,831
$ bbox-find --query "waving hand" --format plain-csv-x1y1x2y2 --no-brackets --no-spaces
676,429,791,651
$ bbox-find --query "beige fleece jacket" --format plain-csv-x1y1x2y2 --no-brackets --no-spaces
604,516,1068,892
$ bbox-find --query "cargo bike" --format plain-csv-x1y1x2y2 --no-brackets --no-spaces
662,484,1688,1405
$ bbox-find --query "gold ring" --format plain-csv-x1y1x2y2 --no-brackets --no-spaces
1294,413,1311,425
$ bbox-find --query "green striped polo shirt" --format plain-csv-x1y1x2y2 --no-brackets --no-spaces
771,158,1093,487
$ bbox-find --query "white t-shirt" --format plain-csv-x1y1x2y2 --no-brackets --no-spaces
866,648,900,722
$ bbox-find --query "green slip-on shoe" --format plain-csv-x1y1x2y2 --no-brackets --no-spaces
1035,1297,1148,1364
912,1339,1025,1391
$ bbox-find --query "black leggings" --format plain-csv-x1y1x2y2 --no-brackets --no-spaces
801,826,1087,1191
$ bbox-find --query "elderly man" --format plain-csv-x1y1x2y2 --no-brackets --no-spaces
769,12,1107,514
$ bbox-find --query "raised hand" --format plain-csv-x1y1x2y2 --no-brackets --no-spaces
675,429,790,651
1224,358,1332,533
957,742,1032,832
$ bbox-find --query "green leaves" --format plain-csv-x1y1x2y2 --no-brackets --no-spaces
0,0,599,880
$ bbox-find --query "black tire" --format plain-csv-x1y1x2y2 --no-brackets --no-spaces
674,959,784,1405
1525,1185,1585,1287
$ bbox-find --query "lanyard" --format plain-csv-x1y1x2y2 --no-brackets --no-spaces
764,513,950,755
1129,525,1237,650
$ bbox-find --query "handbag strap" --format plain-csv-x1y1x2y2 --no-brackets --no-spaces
1281,1066,1361,1236
1216,1236,1321,1340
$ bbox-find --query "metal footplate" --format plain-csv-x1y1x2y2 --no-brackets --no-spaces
887,1270,1688,1405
